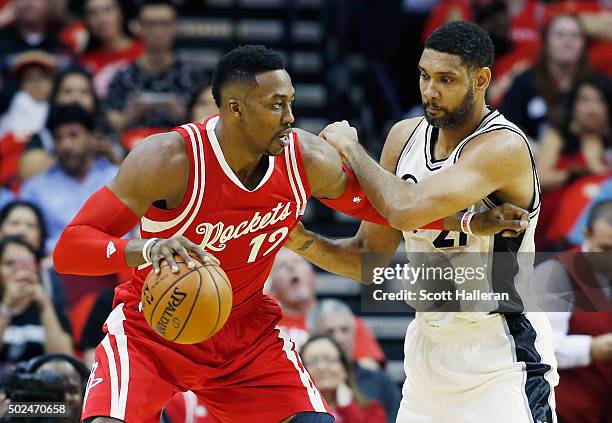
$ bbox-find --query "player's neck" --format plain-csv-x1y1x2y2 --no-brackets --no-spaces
437,101,488,152
214,119,267,184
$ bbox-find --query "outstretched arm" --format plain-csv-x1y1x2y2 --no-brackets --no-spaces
319,120,534,231
287,129,407,281
54,132,213,276
288,126,529,282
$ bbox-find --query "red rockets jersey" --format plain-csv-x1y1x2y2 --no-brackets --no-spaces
131,114,311,307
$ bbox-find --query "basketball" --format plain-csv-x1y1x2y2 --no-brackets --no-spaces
141,255,232,344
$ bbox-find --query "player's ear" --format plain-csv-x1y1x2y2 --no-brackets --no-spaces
228,99,241,117
474,67,491,92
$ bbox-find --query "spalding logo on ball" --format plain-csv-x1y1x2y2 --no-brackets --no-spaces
141,255,232,344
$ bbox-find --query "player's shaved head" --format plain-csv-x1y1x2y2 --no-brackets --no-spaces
212,45,286,107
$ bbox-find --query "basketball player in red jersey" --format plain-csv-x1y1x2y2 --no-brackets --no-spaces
53,45,528,423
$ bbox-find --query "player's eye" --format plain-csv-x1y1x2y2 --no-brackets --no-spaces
272,103,282,109
420,73,429,80
442,77,452,84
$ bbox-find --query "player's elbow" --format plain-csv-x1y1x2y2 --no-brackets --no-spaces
386,206,418,232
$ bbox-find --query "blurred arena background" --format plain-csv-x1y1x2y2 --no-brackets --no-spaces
0,0,609,422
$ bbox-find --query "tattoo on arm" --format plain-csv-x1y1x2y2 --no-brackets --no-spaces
297,239,314,252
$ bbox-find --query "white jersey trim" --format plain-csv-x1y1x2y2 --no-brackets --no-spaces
289,133,307,215
276,326,327,412
140,123,203,233
137,124,207,270
102,303,130,420
206,115,275,192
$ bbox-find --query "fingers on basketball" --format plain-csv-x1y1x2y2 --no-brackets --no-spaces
141,254,232,344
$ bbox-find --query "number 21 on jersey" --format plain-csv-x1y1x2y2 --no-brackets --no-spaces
401,173,468,249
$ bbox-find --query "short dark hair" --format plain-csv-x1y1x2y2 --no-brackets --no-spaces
425,21,494,70
212,45,286,107
46,104,96,133
586,200,612,233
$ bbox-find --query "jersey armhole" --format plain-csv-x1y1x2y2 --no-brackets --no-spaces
289,131,313,198
142,125,198,219
394,118,425,175
454,126,540,215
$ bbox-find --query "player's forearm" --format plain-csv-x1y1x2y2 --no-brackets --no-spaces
343,144,427,230
287,229,364,281
54,187,141,275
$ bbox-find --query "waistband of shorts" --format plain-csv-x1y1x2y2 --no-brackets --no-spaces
416,313,506,343
228,291,267,319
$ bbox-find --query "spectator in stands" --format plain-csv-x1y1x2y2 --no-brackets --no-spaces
0,201,46,258
20,104,118,253
80,0,145,99
0,0,69,113
269,249,386,368
104,0,208,142
0,51,57,190
537,76,611,190
20,67,122,182
32,354,89,423
501,13,592,141
0,50,56,139
308,298,401,423
535,200,612,423
0,236,72,365
0,200,69,322
546,1,612,77
568,177,612,246
188,84,217,122
536,75,611,249
301,335,387,423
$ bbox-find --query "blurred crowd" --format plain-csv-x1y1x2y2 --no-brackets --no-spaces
0,0,609,422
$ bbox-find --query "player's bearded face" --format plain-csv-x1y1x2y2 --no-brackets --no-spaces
423,84,475,128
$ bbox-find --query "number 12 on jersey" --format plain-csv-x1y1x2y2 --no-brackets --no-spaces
247,227,289,263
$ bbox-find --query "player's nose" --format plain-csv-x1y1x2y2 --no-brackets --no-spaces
282,105,295,125
423,81,440,100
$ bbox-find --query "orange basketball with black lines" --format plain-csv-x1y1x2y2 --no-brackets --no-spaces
141,255,232,344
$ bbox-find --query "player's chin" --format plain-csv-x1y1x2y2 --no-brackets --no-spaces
266,143,286,156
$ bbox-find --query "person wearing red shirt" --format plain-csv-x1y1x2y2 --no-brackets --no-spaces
79,0,144,99
301,335,387,423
